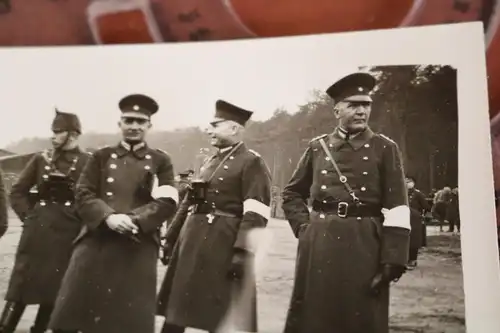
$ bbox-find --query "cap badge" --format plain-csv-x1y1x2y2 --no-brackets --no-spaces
133,105,139,111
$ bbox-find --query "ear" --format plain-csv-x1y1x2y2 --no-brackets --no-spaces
147,122,152,129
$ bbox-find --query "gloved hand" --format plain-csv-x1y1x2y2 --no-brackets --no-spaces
370,264,406,295
227,250,251,280
160,242,175,265
296,223,309,238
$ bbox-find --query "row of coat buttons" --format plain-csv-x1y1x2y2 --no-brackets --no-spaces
320,185,366,191
321,170,369,176
39,200,72,206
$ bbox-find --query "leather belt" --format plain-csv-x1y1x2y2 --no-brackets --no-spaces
190,204,239,218
312,200,382,218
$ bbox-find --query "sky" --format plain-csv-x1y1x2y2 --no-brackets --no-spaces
0,34,361,147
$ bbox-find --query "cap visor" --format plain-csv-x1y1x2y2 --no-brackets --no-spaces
121,111,150,120
343,95,373,103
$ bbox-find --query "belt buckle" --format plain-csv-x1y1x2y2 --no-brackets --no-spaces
337,202,349,218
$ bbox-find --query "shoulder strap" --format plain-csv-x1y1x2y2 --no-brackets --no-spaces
318,138,360,204
204,141,243,183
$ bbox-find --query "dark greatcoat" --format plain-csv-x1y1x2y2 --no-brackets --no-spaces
6,147,89,305
282,128,410,333
408,188,430,250
48,141,177,333
0,167,8,239
157,143,272,332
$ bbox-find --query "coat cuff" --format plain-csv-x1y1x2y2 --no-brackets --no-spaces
80,200,116,230
380,226,410,266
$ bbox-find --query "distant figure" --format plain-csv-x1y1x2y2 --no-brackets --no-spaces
405,176,430,270
281,72,410,333
446,187,460,233
177,169,194,200
0,167,8,239
433,187,452,232
0,110,89,333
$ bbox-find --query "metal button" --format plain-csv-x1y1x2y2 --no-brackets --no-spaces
325,157,330,161
361,187,366,191
64,201,71,206
111,153,117,159
42,174,48,179
329,144,333,148
362,171,368,175
229,156,234,160
321,185,327,190
364,144,370,148
144,165,151,170
40,201,46,206
110,164,117,169
145,155,151,159
363,156,368,160
321,170,327,174
218,177,223,181
357,217,362,221
70,167,76,171
107,177,114,183
44,166,50,170
223,165,228,170
215,190,219,194
319,214,325,219
322,200,327,203
106,192,113,196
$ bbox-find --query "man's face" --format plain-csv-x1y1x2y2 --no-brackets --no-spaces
406,179,415,189
334,100,372,133
205,120,238,148
118,112,151,142
51,130,70,149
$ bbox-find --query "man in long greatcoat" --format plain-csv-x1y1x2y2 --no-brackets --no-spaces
0,110,89,333
406,175,430,269
157,100,272,333
282,72,411,333
48,94,179,333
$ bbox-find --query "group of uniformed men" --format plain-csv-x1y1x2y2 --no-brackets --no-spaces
0,71,413,333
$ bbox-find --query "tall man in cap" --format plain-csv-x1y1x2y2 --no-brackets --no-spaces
0,110,90,333
48,94,179,333
157,100,272,333
282,72,411,333
406,175,430,269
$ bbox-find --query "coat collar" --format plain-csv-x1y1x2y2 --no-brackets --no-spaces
52,146,83,162
329,127,374,150
116,141,148,158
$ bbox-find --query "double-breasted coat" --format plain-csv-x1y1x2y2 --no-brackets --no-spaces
157,143,272,332
408,188,430,249
48,141,178,333
282,127,410,333
6,147,90,305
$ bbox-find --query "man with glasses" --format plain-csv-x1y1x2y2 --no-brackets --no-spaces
157,99,272,333
48,94,179,333
282,72,411,333
0,110,89,333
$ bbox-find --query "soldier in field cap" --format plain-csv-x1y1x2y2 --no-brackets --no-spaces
157,99,272,333
49,94,179,333
282,72,411,333
0,109,90,333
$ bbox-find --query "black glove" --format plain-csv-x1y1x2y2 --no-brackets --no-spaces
296,223,309,238
160,242,174,265
227,250,251,280
370,264,406,295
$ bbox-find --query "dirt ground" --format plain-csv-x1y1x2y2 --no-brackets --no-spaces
0,214,464,333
